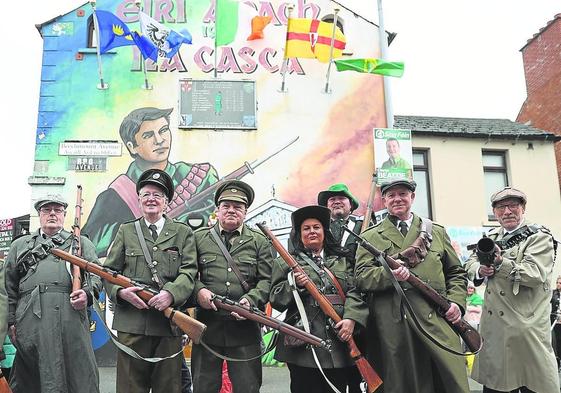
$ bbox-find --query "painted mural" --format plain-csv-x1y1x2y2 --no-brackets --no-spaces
33,0,386,245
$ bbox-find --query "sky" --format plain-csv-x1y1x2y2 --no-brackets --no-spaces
0,0,559,219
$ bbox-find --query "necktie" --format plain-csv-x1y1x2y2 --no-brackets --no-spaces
331,220,344,242
398,221,408,237
149,224,158,241
222,231,233,251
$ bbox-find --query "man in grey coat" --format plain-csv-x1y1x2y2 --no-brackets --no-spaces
465,186,559,393
4,195,99,393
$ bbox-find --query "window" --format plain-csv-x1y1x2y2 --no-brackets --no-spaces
87,15,96,48
482,150,508,219
412,149,432,219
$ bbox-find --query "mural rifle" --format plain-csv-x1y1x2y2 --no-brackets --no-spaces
343,227,483,353
211,295,331,350
49,248,207,344
256,222,383,393
71,185,84,292
167,136,299,219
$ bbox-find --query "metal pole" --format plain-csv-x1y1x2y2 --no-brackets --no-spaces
323,8,340,94
136,1,153,90
90,1,108,90
377,0,393,128
279,5,294,93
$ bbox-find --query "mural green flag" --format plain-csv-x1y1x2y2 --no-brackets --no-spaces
215,0,239,46
334,58,405,77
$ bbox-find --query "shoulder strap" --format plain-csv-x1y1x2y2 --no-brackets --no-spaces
134,220,164,289
298,252,346,301
210,227,250,293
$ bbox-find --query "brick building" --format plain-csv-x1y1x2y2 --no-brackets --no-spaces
517,14,561,189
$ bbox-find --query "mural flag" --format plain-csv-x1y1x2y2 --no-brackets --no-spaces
96,10,158,62
139,11,192,59
215,0,272,46
334,58,405,77
284,18,346,63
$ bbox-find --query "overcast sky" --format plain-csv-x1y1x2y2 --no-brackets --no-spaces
1,0,558,218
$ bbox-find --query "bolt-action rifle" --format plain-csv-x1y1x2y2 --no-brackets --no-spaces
70,186,84,292
256,223,383,393
49,248,206,344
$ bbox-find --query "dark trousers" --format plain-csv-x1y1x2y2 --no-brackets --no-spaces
181,356,192,393
345,365,363,393
287,363,350,393
553,324,561,367
116,332,182,393
191,342,262,393
483,387,535,393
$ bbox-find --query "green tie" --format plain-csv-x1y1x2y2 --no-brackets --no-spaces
398,221,408,237
149,224,158,241
331,220,344,242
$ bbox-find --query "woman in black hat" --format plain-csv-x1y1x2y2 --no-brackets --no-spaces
269,205,368,393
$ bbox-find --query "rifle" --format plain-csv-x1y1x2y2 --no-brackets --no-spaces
49,248,206,344
0,369,11,393
256,223,383,393
70,185,84,292
361,173,378,232
344,227,483,353
211,295,331,350
167,137,299,219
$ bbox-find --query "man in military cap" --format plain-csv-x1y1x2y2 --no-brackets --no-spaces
465,187,559,393
355,179,470,393
4,194,99,393
103,169,197,393
191,180,273,393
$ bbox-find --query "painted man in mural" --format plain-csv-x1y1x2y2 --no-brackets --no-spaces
83,107,219,257
380,138,412,171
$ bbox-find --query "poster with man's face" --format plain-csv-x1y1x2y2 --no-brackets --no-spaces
373,128,413,185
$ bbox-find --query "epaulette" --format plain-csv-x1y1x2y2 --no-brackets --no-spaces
362,221,382,234
194,226,211,234
171,219,189,228
246,225,267,239
122,217,141,225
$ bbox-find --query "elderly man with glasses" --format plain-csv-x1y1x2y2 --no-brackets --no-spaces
3,194,100,393
465,186,559,393
103,169,197,393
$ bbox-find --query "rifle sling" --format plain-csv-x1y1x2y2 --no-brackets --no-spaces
134,220,164,290
210,227,250,293
298,253,346,302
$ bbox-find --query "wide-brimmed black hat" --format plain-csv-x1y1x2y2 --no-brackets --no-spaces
214,180,255,207
317,183,360,212
380,179,417,195
291,205,331,231
136,169,174,201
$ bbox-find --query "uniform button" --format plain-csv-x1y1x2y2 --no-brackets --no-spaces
510,252,515,257
153,261,158,266
54,306,59,310
428,312,432,319
226,282,230,286
239,240,244,244
487,289,491,294
131,252,135,256
499,311,504,316
488,310,492,315
153,246,158,251
500,290,505,296
228,268,232,272
165,232,169,236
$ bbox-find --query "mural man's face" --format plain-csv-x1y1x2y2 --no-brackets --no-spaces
128,117,171,163
386,140,400,159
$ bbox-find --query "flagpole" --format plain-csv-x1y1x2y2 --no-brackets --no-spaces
135,1,153,90
377,0,393,128
90,0,108,90
323,7,340,94
279,4,294,93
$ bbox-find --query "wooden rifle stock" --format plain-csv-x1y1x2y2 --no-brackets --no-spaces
71,185,83,292
256,223,383,393
0,370,12,393
345,228,483,353
211,295,331,350
50,249,207,344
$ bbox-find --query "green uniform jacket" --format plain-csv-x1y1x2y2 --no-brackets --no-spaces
193,224,273,347
380,156,412,170
355,215,469,393
5,230,99,393
103,216,197,336
465,220,559,392
269,253,368,368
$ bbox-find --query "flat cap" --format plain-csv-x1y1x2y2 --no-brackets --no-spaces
490,186,527,207
317,183,360,212
380,179,417,195
215,180,255,207
136,169,174,201
291,205,331,232
34,194,68,211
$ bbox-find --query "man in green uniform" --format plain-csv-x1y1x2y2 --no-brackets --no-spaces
465,187,559,393
355,179,469,393
191,180,273,393
83,107,219,257
103,169,197,393
4,195,99,393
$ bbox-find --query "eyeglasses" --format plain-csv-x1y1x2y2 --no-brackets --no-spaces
40,207,65,214
140,192,165,200
494,203,521,212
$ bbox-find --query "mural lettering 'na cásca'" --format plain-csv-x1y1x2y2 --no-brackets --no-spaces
33,0,387,258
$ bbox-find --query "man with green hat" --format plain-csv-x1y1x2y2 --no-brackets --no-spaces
4,194,100,393
191,180,273,393
103,169,197,393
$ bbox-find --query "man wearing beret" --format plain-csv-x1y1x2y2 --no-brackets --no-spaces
465,187,559,393
4,195,99,392
191,180,273,393
83,107,219,258
103,169,197,393
355,179,469,393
